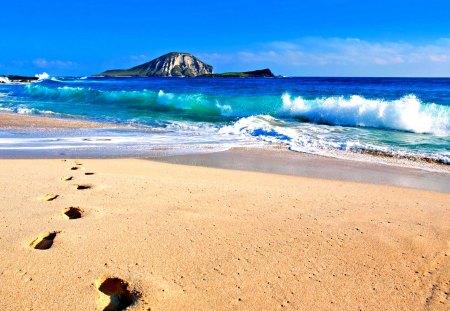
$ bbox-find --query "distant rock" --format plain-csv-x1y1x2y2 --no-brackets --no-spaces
0,75,40,83
97,52,213,77
201,68,275,78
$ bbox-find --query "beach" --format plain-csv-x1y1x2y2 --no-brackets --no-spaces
0,154,449,310
0,77,449,310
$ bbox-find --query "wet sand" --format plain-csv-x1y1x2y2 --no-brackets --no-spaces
0,112,112,128
0,158,449,310
153,148,450,193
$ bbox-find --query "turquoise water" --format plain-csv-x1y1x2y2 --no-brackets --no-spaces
0,76,449,165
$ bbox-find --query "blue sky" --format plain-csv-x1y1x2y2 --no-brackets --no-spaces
1,0,449,76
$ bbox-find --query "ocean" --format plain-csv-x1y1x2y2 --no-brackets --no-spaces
0,76,449,168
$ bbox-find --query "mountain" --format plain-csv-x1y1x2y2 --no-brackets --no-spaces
201,69,275,78
97,52,213,77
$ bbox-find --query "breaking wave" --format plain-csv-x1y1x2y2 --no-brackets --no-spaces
281,93,450,136
219,115,450,165
20,84,450,136
35,72,50,80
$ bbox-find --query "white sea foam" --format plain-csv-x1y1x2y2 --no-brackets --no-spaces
215,102,232,115
219,115,450,165
281,93,450,136
0,76,11,83
0,124,256,156
35,72,50,80
12,105,57,115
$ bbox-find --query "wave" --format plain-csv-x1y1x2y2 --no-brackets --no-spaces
48,76,89,83
219,115,450,165
0,76,11,83
35,72,50,80
49,77,64,82
157,90,229,116
20,85,450,136
26,84,158,102
281,93,450,136
23,85,227,119
0,105,58,116
0,72,49,85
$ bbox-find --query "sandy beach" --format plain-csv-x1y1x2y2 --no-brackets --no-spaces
0,157,449,310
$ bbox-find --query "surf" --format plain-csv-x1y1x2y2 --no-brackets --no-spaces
21,83,450,136
281,93,450,136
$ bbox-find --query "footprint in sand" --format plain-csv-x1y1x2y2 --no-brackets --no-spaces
84,172,95,176
63,207,83,219
42,194,58,201
70,166,79,171
73,184,92,190
29,231,59,250
95,277,139,311
61,176,73,181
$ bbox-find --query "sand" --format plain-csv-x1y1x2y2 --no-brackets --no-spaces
0,158,449,310
154,148,450,193
0,112,112,128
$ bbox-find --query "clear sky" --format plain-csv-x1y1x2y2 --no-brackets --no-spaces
1,0,449,77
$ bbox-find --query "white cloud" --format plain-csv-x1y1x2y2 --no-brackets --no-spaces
200,37,450,76
258,38,450,66
33,58,76,69
429,54,448,62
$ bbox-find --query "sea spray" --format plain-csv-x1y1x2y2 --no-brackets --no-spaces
0,76,11,84
35,72,50,80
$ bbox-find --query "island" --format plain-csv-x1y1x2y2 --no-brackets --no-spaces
96,52,213,77
96,52,276,78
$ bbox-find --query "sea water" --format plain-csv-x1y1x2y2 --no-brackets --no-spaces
0,76,449,168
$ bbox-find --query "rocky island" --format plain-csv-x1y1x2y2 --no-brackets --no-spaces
97,52,276,78
97,52,213,77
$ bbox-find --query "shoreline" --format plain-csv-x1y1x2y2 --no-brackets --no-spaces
1,112,449,193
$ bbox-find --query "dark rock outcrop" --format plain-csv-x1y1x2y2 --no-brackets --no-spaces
0,75,39,83
201,68,275,78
